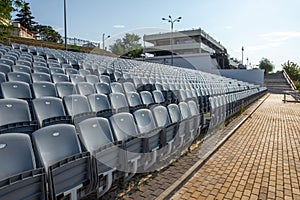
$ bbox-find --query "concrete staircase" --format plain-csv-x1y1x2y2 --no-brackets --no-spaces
264,73,294,94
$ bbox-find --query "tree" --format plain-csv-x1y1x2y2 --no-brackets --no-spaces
14,1,36,31
259,58,274,73
35,24,62,43
0,0,23,37
0,0,23,20
281,60,300,81
109,33,143,57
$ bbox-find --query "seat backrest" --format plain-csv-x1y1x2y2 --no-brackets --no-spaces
178,101,192,119
50,67,64,75
33,66,50,74
7,72,32,84
151,105,171,127
77,117,114,152
109,92,129,112
187,100,199,116
65,68,78,76
52,73,69,83
126,92,143,108
1,81,32,99
133,109,156,134
140,91,154,106
56,82,77,98
123,82,136,93
0,63,11,74
32,97,66,127
70,74,85,83
152,90,165,104
0,99,31,126
76,82,95,96
95,82,111,95
167,104,182,123
63,94,91,116
109,112,139,141
85,74,99,84
0,72,6,83
0,133,36,180
99,75,111,84
32,72,51,82
87,93,111,112
31,124,81,169
0,58,14,67
110,82,125,93
32,82,57,98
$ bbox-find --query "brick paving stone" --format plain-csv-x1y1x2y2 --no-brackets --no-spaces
170,94,300,200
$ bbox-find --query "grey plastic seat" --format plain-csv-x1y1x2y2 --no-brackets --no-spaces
16,60,31,68
99,75,111,85
140,91,155,107
65,68,78,76
95,82,111,95
33,66,50,74
87,93,112,118
0,72,6,83
55,82,77,98
63,94,94,124
79,69,91,76
178,102,196,146
0,63,11,74
50,67,64,75
52,73,69,83
48,62,61,68
109,112,143,176
110,82,125,93
188,100,202,138
1,81,32,100
32,72,51,82
151,105,178,157
0,58,14,67
152,90,166,105
123,82,136,93
133,108,163,169
126,92,146,112
109,92,129,113
32,61,47,68
85,74,99,84
7,72,32,84
76,82,96,96
32,81,58,98
0,99,37,134
70,74,85,83
77,117,123,197
167,104,187,153
31,124,92,200
32,97,71,127
0,133,46,199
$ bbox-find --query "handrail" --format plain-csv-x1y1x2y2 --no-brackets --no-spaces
283,69,297,90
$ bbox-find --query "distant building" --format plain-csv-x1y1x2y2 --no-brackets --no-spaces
0,18,36,39
142,28,231,71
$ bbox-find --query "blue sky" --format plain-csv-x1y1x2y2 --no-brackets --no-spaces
25,0,300,71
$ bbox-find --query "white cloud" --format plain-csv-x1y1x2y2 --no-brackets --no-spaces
260,31,300,42
53,26,63,33
113,25,125,28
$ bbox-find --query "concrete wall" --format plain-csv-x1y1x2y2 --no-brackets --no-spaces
217,69,265,86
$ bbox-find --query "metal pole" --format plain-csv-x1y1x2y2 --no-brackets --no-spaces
64,0,67,50
241,46,244,65
102,33,105,49
171,21,174,65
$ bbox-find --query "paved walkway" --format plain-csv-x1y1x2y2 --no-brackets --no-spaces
171,94,300,200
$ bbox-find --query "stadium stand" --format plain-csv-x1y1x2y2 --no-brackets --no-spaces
0,43,267,199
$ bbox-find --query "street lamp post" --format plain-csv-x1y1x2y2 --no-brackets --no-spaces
241,46,244,65
102,33,110,50
64,0,67,50
162,15,182,65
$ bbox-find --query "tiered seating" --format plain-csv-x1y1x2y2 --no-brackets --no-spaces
0,43,267,199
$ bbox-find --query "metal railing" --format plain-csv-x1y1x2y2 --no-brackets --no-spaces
283,69,297,90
